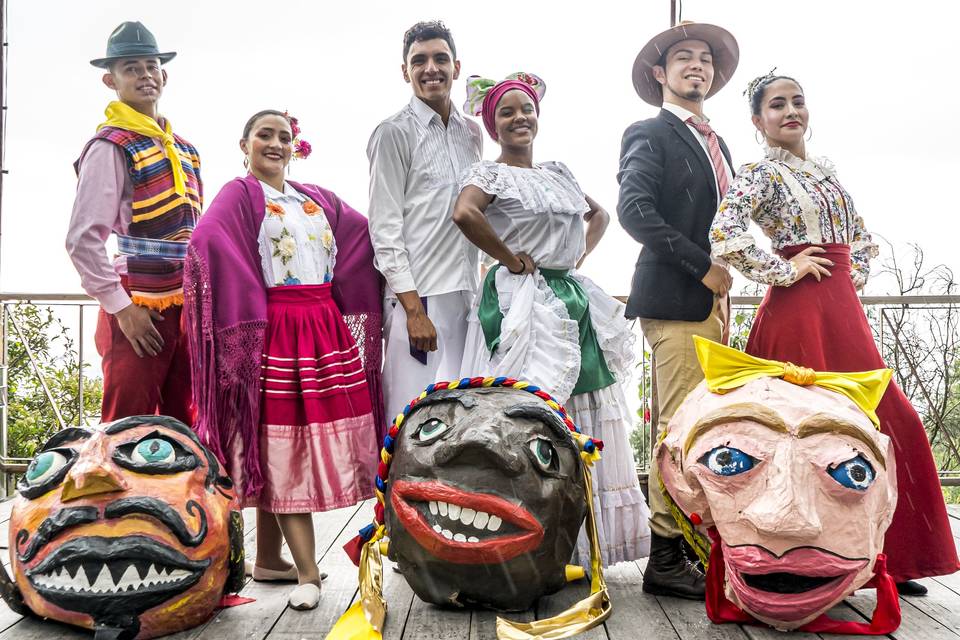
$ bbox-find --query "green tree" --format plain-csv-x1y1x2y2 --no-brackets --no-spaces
5,304,102,459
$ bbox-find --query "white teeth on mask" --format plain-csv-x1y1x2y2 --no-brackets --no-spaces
34,562,191,593
433,524,442,534
473,511,490,529
487,516,502,532
459,508,476,525
448,504,462,519
467,536,480,543
441,529,453,539
428,501,438,515
426,501,513,540
453,533,466,542
438,501,448,517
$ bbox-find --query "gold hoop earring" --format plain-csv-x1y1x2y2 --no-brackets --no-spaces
755,130,764,145
805,126,813,141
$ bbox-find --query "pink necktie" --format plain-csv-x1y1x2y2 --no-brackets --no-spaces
687,118,730,197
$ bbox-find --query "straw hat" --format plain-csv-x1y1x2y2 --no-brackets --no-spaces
632,21,739,106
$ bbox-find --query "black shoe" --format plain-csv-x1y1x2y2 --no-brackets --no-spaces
896,580,928,596
642,533,706,600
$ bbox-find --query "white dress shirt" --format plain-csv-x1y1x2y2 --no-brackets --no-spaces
661,102,733,199
367,96,483,297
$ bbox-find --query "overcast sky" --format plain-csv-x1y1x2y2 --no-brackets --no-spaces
3,0,957,297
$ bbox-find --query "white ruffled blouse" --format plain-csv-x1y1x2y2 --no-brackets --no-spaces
257,181,337,288
460,160,590,269
458,160,634,403
709,147,878,288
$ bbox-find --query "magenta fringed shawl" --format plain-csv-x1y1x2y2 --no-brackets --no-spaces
183,173,384,500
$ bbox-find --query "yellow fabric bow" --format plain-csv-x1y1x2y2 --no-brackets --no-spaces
98,100,187,197
693,336,892,429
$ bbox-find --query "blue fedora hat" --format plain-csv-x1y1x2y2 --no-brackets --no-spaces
90,21,176,69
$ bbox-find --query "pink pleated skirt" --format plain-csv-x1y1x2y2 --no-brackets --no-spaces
254,284,378,513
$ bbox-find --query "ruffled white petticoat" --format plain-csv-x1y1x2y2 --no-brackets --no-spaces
461,268,651,565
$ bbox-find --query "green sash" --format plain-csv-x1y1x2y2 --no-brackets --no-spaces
478,265,615,396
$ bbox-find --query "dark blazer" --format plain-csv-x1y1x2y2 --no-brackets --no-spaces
616,108,733,321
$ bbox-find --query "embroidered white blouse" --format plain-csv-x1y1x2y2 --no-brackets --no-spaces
710,147,878,288
459,160,590,269
257,181,337,288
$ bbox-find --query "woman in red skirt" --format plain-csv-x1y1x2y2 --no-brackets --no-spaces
710,72,959,595
184,110,383,610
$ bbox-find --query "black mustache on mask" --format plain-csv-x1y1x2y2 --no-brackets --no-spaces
17,497,208,563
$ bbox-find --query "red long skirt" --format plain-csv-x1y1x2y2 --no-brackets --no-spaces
746,243,959,582
255,284,378,513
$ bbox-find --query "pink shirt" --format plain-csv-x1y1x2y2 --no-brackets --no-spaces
65,140,133,314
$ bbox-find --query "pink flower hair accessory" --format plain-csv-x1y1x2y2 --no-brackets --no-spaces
283,110,312,160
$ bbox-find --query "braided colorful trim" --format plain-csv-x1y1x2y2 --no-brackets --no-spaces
344,376,604,564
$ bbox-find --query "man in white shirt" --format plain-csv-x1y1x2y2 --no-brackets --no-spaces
616,21,738,600
367,21,483,420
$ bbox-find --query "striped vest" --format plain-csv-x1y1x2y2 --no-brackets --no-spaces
93,126,202,310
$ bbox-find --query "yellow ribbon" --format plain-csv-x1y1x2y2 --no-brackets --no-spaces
692,336,892,429
98,100,187,197
495,461,611,640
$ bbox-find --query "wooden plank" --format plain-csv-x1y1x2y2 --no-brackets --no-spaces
469,606,534,640
190,502,365,640
845,589,959,639
603,561,678,640
0,615,89,640
264,502,374,637
811,602,878,640
398,595,471,640
946,505,960,520
654,596,750,640
890,578,960,637
742,623,818,640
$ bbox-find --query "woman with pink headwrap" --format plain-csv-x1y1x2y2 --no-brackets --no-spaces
453,73,651,566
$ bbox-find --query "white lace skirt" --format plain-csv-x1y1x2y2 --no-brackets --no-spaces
460,268,651,565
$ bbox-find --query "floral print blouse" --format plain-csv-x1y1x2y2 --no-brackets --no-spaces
709,147,878,288
257,181,337,287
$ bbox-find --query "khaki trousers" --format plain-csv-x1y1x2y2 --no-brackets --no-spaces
640,299,725,538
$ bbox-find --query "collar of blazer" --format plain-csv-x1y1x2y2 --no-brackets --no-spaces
659,108,733,204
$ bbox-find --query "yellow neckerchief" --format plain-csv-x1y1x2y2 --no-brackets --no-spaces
97,100,187,197
692,335,892,429
325,438,610,640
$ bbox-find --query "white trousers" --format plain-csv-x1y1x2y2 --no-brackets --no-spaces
382,291,471,422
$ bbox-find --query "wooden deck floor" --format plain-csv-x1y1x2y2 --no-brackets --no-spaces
0,499,957,640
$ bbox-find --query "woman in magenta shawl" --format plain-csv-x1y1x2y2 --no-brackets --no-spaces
184,110,384,610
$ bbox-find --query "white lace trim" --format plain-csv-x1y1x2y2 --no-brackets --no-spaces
460,160,590,217
764,145,836,179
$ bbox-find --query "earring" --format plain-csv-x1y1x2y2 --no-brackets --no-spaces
243,157,249,170
805,126,813,141
754,130,764,145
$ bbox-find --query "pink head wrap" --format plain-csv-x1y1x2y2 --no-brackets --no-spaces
464,72,546,140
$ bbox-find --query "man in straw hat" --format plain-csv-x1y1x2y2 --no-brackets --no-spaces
616,20,739,600
66,21,200,425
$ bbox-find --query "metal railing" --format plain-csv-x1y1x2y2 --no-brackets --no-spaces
0,293,958,493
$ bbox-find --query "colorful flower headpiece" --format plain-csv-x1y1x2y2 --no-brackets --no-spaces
464,72,547,140
744,67,779,103
283,110,312,160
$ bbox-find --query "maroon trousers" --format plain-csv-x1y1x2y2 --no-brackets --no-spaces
747,243,959,582
95,298,193,426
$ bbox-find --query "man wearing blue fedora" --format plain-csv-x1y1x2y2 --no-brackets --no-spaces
65,22,201,426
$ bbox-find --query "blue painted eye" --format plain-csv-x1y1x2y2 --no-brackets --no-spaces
132,438,175,464
699,446,756,476
415,419,449,443
25,451,68,485
828,455,875,490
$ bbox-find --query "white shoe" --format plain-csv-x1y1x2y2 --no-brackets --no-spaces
289,582,321,610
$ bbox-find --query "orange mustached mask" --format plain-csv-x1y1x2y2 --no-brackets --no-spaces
5,416,244,639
